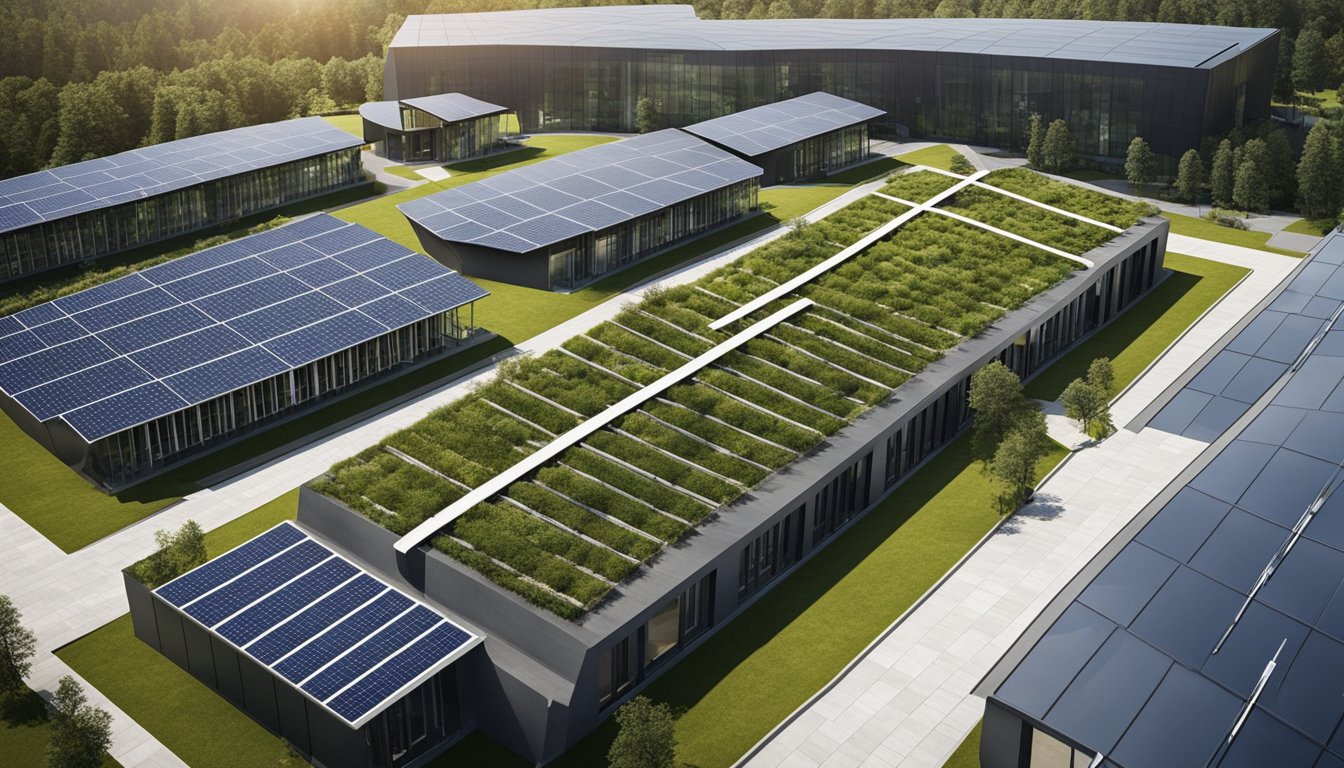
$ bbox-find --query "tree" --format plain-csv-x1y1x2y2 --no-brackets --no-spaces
988,412,1050,513
1025,112,1044,169
1261,127,1296,210
1062,378,1110,436
1232,138,1270,212
1298,120,1341,219
1294,23,1332,94
635,97,659,134
949,152,974,174
1087,357,1115,396
0,596,36,694
1175,149,1204,207
1274,35,1297,104
46,676,112,768
1124,136,1156,188
607,696,675,768
968,361,1032,463
1042,119,1075,173
134,520,207,588
1210,138,1236,207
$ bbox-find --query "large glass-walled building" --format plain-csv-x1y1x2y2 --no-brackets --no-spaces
359,93,513,164
0,214,487,488
0,117,366,282
399,129,761,291
384,5,1278,163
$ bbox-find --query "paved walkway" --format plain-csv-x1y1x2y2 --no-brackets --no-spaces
738,237,1299,768
0,179,884,768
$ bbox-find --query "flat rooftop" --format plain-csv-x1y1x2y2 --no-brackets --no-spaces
390,5,1275,69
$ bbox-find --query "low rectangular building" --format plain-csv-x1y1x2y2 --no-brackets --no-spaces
0,214,488,488
0,117,366,282
399,129,761,291
359,93,513,164
682,92,884,185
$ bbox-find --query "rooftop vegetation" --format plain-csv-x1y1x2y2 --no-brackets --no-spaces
939,185,1117,255
313,171,1138,619
979,167,1156,228
877,169,959,203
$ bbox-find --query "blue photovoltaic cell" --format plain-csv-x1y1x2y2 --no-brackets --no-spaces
0,335,117,394
245,575,385,664
289,257,357,288
358,295,433,330
254,242,327,271
0,314,23,337
327,622,473,723
301,608,441,700
190,273,311,322
264,312,385,366
184,540,331,627
214,559,359,646
161,258,276,303
226,291,348,344
273,591,414,684
13,302,66,328
322,275,388,308
61,382,190,440
29,317,88,347
51,273,154,315
0,331,44,364
128,324,253,378
15,358,152,420
71,288,181,333
400,274,489,315
157,524,308,607
164,347,290,405
365,256,444,292
97,304,217,355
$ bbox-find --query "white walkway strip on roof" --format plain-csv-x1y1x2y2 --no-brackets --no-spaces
394,297,816,553
925,206,1095,267
707,170,989,331
968,178,1123,232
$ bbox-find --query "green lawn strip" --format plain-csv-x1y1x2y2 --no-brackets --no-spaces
550,437,1067,768
383,164,424,180
894,144,962,172
1283,217,1337,237
1161,212,1305,257
318,113,364,138
943,721,982,767
1024,252,1248,401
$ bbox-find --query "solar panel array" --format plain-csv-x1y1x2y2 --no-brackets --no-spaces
0,117,363,236
399,129,762,253
359,94,507,133
992,232,1344,767
0,214,488,442
155,522,480,728
682,92,886,156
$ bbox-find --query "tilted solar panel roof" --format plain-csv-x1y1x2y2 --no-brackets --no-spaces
989,231,1344,767
399,129,762,253
389,5,1275,70
0,117,362,236
359,93,508,132
154,521,482,729
0,214,488,442
682,92,886,157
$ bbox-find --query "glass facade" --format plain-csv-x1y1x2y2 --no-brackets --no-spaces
598,571,715,708
772,124,869,185
546,179,758,290
738,505,805,602
381,113,505,164
89,309,475,485
367,669,461,768
0,148,364,280
811,451,873,545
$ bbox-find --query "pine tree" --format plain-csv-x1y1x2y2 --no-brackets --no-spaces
1175,149,1204,207
1026,112,1044,169
1233,138,1270,212
1274,35,1297,103
1042,119,1075,173
1297,120,1341,219
1124,136,1155,188
1294,24,1332,94
1210,138,1235,207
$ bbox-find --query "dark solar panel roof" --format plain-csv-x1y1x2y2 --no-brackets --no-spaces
0,118,362,236
155,522,481,728
389,5,1275,69
399,129,761,253
0,214,487,442
682,92,885,156
989,230,1344,768
359,93,508,132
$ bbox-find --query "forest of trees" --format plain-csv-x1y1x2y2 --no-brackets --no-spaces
2,0,1344,181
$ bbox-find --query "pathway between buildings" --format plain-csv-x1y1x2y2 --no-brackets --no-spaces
737,238,1299,768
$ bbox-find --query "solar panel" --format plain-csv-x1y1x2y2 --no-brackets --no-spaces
683,93,885,157
0,214,488,441
0,117,362,236
401,129,763,253
154,522,480,726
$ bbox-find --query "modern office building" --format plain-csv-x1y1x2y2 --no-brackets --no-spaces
0,117,366,282
399,129,761,291
977,230,1344,768
681,92,884,185
133,171,1173,764
359,93,513,164
0,214,487,488
382,5,1278,163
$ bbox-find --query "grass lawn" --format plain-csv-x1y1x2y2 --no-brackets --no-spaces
894,144,963,172
1025,252,1248,401
1283,217,1338,237
319,113,364,138
1161,212,1304,257
0,690,120,768
383,164,424,180
943,722,981,767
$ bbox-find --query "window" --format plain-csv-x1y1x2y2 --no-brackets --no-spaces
644,598,681,670
738,506,805,601
812,452,873,544
598,635,636,707
1029,727,1093,768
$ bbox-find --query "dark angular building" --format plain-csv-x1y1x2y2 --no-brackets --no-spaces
382,5,1278,163
358,93,513,164
977,230,1344,768
399,129,761,291
0,117,366,282
682,92,885,185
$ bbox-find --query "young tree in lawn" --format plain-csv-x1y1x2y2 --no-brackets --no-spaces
0,595,36,694
1042,119,1075,173
968,361,1032,464
1087,356,1115,397
1210,138,1236,208
1232,138,1270,213
46,676,112,768
1062,377,1111,437
1298,120,1341,220
1175,149,1204,208
1026,112,1044,169
1124,136,1156,188
608,696,676,768
989,411,1051,514
635,97,659,134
